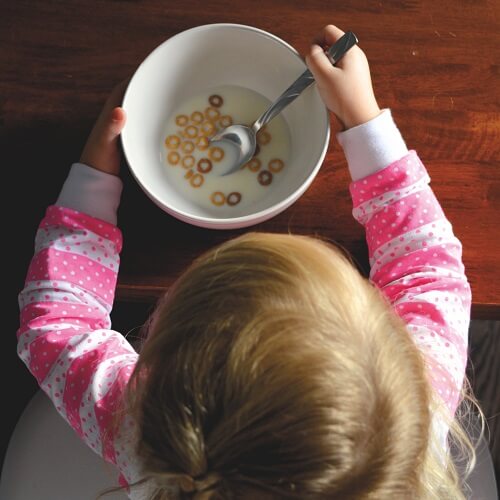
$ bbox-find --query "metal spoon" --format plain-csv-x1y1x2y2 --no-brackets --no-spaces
211,31,358,176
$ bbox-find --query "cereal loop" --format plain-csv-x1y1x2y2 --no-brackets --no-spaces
205,107,220,121
184,169,194,179
257,130,271,145
268,158,284,173
200,121,216,137
165,135,181,149
197,158,213,174
244,158,261,172
209,146,224,162
175,115,188,126
219,115,233,128
209,94,223,107
227,192,242,206
181,155,195,169
210,191,226,206
190,173,204,188
196,136,209,150
190,111,204,124
258,170,273,186
181,141,195,154
194,135,206,151
167,151,180,165
185,125,198,138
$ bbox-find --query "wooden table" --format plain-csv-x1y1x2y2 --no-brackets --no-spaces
2,0,499,318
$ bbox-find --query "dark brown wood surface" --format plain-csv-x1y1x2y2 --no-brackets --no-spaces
2,0,499,323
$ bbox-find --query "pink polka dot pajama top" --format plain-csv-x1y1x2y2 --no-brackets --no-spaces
17,109,471,497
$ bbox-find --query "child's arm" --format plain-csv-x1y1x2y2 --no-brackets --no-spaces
306,25,471,418
17,86,141,487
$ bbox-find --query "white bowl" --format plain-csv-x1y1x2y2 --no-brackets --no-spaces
121,23,330,229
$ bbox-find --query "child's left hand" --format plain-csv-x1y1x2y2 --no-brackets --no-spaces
80,80,128,176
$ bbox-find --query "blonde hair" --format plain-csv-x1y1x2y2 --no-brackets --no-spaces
122,232,485,499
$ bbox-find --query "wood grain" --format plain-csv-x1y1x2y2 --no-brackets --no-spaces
1,0,499,318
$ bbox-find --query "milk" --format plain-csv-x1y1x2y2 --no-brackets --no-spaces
161,85,291,216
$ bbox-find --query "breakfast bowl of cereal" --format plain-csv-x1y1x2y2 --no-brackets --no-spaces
121,23,330,229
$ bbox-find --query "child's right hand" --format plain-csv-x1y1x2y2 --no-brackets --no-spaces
305,25,381,130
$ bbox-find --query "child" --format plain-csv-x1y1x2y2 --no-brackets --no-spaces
17,24,483,499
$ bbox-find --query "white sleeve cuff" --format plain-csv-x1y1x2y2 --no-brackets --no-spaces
336,109,409,181
56,163,123,225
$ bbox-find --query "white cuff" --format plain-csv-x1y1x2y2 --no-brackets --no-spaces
56,163,123,225
336,109,409,181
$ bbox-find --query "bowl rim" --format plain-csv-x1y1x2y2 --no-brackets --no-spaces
121,22,330,228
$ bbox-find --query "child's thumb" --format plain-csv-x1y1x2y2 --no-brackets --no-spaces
106,107,127,140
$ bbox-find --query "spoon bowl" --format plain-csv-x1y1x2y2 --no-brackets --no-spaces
210,124,256,175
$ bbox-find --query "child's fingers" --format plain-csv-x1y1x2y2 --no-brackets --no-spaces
107,107,127,139
306,24,366,82
111,106,126,128
305,43,340,85
311,24,360,71
90,106,126,145
96,79,130,123
80,106,126,175
312,24,346,48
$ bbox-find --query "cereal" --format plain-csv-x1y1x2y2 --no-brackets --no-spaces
197,158,213,174
185,125,199,138
175,115,188,126
181,141,195,154
208,146,224,162
205,107,220,121
244,158,261,172
200,121,216,137
165,135,181,149
196,136,209,151
181,155,195,169
258,170,273,186
227,192,242,206
219,115,233,128
209,94,223,107
268,158,284,173
190,111,204,124
257,130,271,145
210,191,225,206
167,151,180,165
190,173,204,188
163,86,291,210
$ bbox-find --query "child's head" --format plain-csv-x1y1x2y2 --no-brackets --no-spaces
126,233,475,499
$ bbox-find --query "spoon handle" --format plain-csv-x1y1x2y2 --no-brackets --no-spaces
252,31,358,132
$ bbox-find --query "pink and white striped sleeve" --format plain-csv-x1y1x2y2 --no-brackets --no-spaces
349,150,471,416
17,204,138,469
